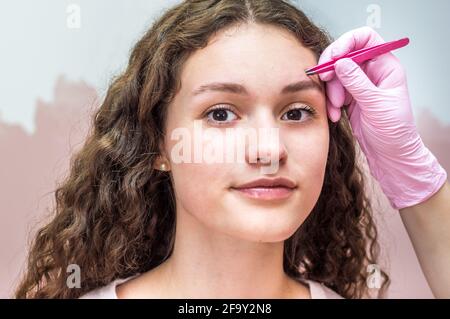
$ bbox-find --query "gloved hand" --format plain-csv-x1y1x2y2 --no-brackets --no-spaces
318,26,447,210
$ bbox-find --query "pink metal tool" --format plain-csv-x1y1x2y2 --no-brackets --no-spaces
305,37,410,76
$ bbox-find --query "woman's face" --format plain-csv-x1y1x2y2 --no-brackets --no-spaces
161,23,329,242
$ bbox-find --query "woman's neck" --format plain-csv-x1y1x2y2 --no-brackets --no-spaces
118,210,310,299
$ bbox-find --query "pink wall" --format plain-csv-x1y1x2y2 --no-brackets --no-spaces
1,76,446,298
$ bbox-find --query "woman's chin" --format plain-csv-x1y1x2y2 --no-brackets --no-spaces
220,214,304,243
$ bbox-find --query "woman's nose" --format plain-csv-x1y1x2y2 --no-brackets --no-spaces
244,112,288,167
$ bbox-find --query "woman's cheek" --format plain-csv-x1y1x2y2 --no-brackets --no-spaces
167,129,232,212
289,125,329,181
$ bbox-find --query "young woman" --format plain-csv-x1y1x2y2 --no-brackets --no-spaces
15,0,449,299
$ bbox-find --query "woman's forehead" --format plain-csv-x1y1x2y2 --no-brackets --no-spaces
179,24,319,94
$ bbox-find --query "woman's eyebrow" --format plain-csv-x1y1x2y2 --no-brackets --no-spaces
191,79,323,96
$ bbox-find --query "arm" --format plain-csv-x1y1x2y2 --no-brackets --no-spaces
317,26,450,298
399,180,450,298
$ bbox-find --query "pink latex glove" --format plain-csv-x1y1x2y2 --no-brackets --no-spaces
319,26,447,210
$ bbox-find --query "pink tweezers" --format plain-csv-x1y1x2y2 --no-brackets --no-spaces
305,37,410,76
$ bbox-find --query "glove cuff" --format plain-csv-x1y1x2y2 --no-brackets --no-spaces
375,148,448,210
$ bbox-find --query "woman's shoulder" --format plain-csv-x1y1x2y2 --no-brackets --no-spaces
79,275,344,299
302,279,344,299
79,275,139,299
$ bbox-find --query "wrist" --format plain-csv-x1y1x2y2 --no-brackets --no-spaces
371,146,448,210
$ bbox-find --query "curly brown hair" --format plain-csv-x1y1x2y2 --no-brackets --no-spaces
15,0,389,299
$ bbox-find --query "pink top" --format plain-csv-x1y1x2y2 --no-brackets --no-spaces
79,275,343,299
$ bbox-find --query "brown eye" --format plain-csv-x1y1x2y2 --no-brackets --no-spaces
205,106,238,125
284,109,303,121
281,105,316,122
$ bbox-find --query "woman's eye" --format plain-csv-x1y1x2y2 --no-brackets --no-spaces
205,107,238,124
204,104,316,125
281,106,316,121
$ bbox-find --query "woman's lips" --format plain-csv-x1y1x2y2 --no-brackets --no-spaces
231,186,295,200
